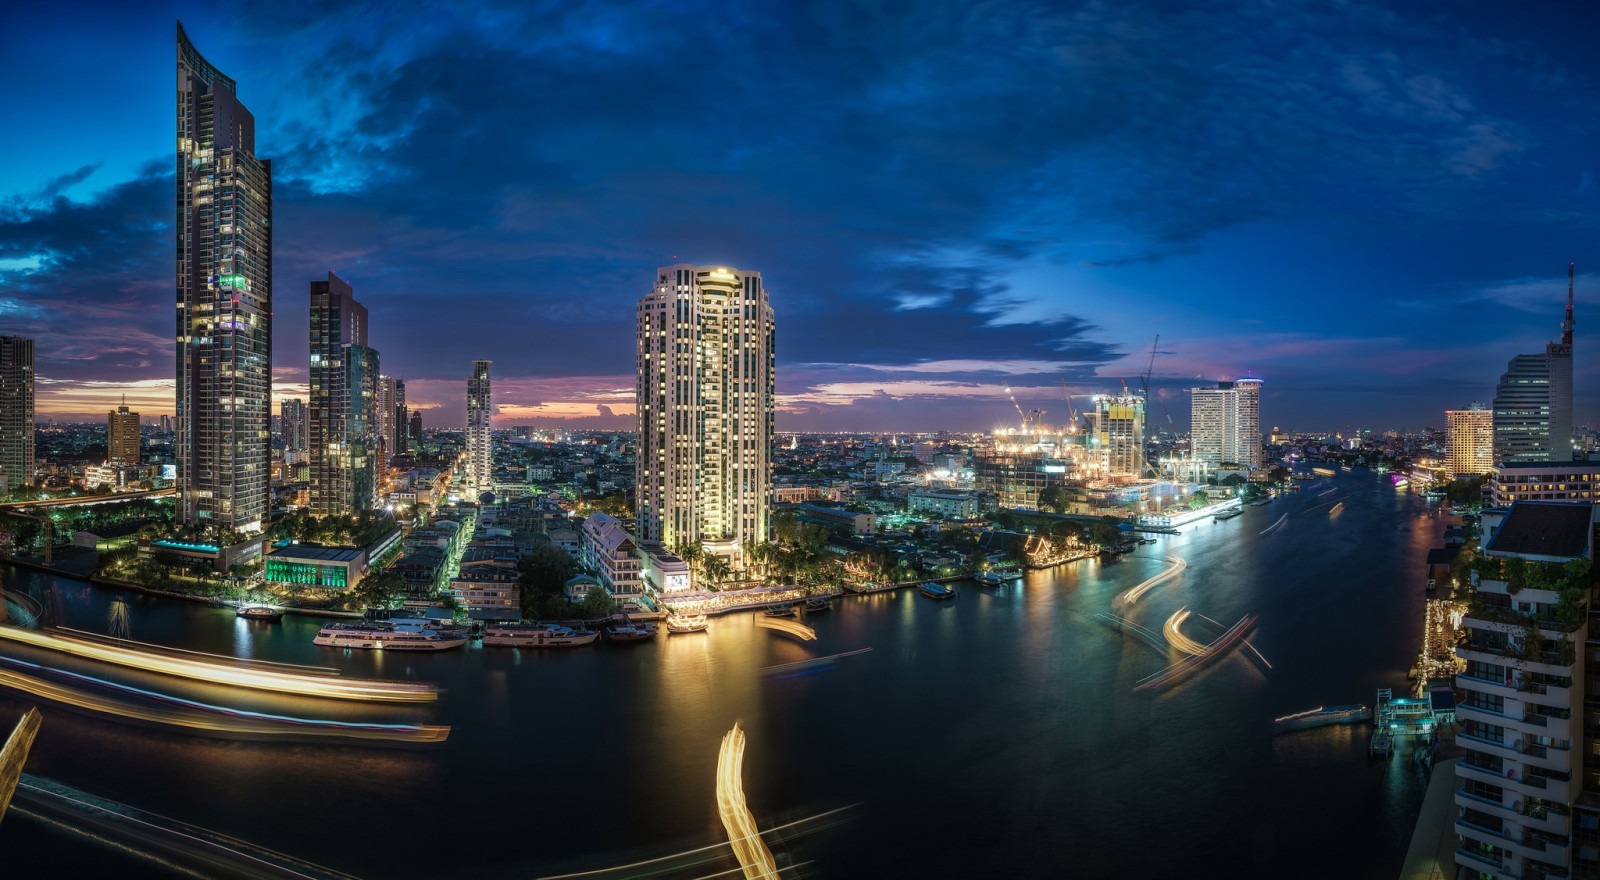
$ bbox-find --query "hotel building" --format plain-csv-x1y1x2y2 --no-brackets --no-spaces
635,264,774,567
1449,404,1495,477
1189,377,1263,468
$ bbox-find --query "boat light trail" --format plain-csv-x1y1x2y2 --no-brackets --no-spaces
754,617,816,641
0,624,437,702
717,722,781,879
1317,488,1338,497
1135,614,1258,692
1329,501,1345,518
1098,612,1166,654
1162,608,1207,655
1196,612,1273,668
1259,514,1288,536
0,655,447,743
534,807,855,880
1118,555,1186,604
761,648,871,675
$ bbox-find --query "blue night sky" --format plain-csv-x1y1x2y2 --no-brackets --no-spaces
2,1,1599,432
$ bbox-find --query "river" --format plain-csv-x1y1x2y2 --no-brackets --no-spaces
0,468,1442,878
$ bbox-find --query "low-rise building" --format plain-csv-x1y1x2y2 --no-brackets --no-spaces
450,568,520,620
907,488,989,518
581,513,643,601
264,545,367,590
789,502,876,536
640,544,692,595
1488,460,1600,506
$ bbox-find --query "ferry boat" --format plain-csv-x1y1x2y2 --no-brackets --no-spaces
607,623,658,642
974,570,1004,587
483,623,598,648
918,582,956,600
764,603,798,618
666,614,709,634
313,621,468,651
235,603,284,622
805,597,832,612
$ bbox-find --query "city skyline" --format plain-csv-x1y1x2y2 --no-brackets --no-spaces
3,5,1600,432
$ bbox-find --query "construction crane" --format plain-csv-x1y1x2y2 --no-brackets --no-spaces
1140,334,1163,400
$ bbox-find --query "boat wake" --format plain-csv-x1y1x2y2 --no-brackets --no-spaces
1118,555,1186,605
1259,514,1288,536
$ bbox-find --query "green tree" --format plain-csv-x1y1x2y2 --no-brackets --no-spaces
518,543,580,616
1038,485,1068,514
579,585,615,619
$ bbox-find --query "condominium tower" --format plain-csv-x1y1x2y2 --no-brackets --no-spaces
464,361,491,500
378,376,406,460
635,264,774,562
176,22,273,532
279,398,308,451
0,337,34,494
1086,394,1145,478
107,401,141,466
1493,264,1575,465
1189,377,1263,468
1447,404,1495,477
308,273,379,515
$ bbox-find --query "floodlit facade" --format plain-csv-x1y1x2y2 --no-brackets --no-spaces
1086,394,1145,478
464,360,492,500
1190,377,1263,468
107,402,141,466
176,22,272,533
308,272,378,515
0,336,34,494
635,264,774,562
1448,404,1495,477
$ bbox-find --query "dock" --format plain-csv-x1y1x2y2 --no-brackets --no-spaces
1371,688,1437,758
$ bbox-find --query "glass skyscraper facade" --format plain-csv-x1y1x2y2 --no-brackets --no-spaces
176,22,272,532
309,272,378,515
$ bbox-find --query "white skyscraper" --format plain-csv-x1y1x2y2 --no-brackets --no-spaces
1493,263,1576,465
635,264,774,564
1189,377,1263,468
464,360,491,500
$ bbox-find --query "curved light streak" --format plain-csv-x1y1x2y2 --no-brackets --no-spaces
0,625,437,702
1119,555,1185,605
717,723,781,879
761,648,871,675
1162,608,1207,656
0,655,447,743
754,617,816,641
1135,614,1258,692
1258,514,1288,536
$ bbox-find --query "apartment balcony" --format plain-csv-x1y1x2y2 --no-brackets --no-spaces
1455,842,1509,877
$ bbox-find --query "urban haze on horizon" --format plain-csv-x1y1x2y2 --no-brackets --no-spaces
2,3,1598,432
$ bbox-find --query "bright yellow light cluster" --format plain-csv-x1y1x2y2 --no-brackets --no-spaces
717,722,781,879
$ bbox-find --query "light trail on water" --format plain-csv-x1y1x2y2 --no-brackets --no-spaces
717,722,781,879
754,617,816,641
1118,555,1185,605
0,624,437,702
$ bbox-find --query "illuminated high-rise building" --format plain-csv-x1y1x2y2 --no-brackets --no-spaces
107,400,141,466
464,361,492,500
635,264,774,564
279,398,308,451
308,273,378,515
0,336,34,494
1190,377,1263,468
1086,394,1145,478
176,22,272,532
1447,403,1494,476
1494,270,1575,465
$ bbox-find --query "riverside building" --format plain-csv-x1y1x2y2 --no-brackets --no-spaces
0,336,33,494
1488,461,1600,507
176,22,272,533
634,264,774,568
1454,501,1596,879
1448,403,1495,477
308,272,379,515
1189,377,1263,469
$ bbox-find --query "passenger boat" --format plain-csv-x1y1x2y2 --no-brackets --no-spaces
918,582,956,600
974,571,1003,587
607,623,657,642
805,597,832,612
235,603,284,621
482,623,599,648
666,614,709,634
764,603,798,618
313,621,468,651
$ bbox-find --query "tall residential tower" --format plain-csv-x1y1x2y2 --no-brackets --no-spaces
1447,404,1494,477
107,400,141,466
635,264,774,565
464,361,492,500
0,337,34,495
176,22,273,532
308,273,379,515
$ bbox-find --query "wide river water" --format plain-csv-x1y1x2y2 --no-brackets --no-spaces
0,469,1442,878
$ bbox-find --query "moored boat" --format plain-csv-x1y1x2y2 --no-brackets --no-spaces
805,597,832,612
482,623,599,648
607,623,658,642
918,581,955,600
1272,704,1370,734
235,603,283,621
974,571,1003,587
764,603,798,618
313,621,467,651
666,614,709,634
